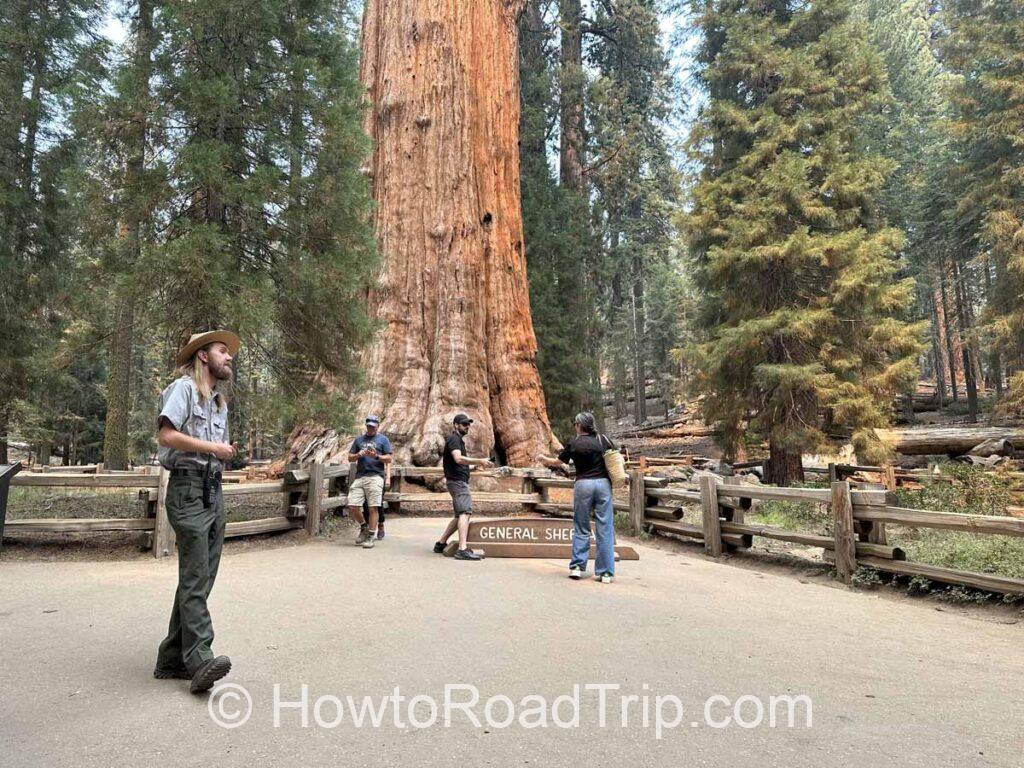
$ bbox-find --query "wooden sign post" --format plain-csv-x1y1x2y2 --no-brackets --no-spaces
443,517,639,560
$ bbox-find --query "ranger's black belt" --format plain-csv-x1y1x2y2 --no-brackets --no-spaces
170,468,222,481
171,465,222,505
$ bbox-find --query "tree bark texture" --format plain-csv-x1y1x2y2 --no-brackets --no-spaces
558,0,584,192
353,0,556,466
767,436,804,486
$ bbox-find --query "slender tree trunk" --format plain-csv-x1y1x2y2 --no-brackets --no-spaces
982,254,1003,396
13,44,46,257
351,0,556,466
631,252,647,425
609,229,628,420
938,269,959,402
103,0,154,470
929,293,946,409
558,0,584,192
104,297,135,469
0,410,8,464
953,257,978,421
958,260,985,395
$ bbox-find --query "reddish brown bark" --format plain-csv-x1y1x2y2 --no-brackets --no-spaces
349,0,556,466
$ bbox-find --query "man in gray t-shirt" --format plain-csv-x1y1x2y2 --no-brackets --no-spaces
153,330,240,694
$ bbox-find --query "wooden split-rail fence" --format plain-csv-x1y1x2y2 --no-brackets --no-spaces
5,462,1024,596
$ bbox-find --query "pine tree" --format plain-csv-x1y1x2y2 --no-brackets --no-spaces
688,0,923,483
940,0,1024,411
145,0,376,425
519,0,601,436
588,0,680,427
0,0,106,462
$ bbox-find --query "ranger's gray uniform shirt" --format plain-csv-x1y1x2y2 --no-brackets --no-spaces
157,375,229,472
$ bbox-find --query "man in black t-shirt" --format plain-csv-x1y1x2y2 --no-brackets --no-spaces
433,413,493,560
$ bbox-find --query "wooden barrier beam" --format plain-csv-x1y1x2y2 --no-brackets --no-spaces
321,495,348,512
715,485,831,503
534,477,575,489
646,487,702,503
853,506,1024,537
719,522,904,559
4,517,155,532
858,556,1024,595
644,505,684,521
225,516,304,539
383,492,542,504
530,501,629,515
13,474,159,488
221,482,286,497
647,519,749,548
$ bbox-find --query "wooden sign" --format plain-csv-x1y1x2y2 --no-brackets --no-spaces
443,517,639,560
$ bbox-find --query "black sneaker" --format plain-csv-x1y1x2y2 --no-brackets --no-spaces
454,549,482,561
189,655,232,694
153,666,190,680
433,541,446,554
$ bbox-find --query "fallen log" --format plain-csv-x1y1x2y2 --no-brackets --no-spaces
873,427,1024,456
627,425,719,440
968,438,1014,457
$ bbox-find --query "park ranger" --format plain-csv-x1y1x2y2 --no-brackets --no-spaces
153,330,239,693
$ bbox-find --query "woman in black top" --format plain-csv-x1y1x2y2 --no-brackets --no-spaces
539,412,617,583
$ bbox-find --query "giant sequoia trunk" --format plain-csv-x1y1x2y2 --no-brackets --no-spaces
346,0,556,466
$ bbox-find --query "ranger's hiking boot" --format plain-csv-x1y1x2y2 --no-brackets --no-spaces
153,666,190,680
355,525,371,546
190,655,232,694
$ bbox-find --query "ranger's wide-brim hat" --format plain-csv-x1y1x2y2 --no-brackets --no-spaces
176,330,241,367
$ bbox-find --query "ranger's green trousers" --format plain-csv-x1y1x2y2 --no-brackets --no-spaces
155,475,226,674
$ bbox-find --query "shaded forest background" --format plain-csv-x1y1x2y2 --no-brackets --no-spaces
1,0,1021,475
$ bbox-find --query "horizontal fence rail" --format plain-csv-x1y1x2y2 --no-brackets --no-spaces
4,460,1023,594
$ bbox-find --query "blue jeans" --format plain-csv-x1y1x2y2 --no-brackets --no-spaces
570,478,615,576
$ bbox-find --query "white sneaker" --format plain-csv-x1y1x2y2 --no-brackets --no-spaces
597,573,613,584
569,567,583,580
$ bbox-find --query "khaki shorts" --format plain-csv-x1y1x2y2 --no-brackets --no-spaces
348,475,385,508
447,480,473,515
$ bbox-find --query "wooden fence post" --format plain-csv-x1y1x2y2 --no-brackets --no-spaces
628,468,646,536
522,473,537,514
388,465,401,514
699,474,722,557
305,461,325,536
152,467,175,558
831,480,856,584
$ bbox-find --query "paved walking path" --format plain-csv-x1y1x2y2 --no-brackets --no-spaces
2,517,1021,767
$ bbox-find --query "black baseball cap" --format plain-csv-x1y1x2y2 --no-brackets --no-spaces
453,413,474,425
